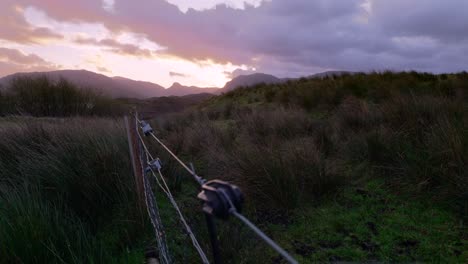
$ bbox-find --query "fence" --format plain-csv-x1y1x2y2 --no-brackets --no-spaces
126,113,298,264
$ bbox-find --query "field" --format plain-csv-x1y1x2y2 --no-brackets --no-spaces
0,72,467,263
0,118,147,263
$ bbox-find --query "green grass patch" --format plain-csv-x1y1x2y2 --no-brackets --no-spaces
268,180,466,263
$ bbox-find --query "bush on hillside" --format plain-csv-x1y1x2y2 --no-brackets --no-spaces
152,72,467,214
0,118,145,263
0,76,124,116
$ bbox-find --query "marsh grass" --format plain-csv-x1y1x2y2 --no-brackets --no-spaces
1,71,466,262
146,72,467,262
0,117,146,263
0,76,124,116
154,91,467,213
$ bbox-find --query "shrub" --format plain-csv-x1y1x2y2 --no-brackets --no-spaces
153,72,468,214
0,118,145,263
0,76,124,116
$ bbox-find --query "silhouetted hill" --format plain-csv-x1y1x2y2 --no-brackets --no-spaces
0,70,359,99
0,70,221,98
309,70,352,78
120,93,214,118
167,82,219,96
222,73,282,91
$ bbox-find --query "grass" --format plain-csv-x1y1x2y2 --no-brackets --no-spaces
0,117,147,263
271,180,466,263
0,71,467,263
0,76,124,116
154,95,467,212
147,71,467,262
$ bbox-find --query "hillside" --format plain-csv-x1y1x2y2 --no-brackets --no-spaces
150,71,467,262
167,82,219,96
0,70,219,98
0,70,291,98
222,73,282,91
120,93,214,118
1,71,466,263
308,70,352,78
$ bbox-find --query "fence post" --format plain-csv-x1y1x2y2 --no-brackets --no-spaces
124,115,145,217
205,213,222,264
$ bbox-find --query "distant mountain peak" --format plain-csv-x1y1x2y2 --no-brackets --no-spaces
223,72,282,91
169,82,184,89
0,70,219,98
309,70,352,78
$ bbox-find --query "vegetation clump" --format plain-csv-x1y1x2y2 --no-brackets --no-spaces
0,76,123,116
0,118,146,263
150,71,467,262
0,71,466,262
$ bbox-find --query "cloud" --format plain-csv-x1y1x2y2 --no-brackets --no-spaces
6,0,468,77
371,0,468,42
0,1,63,44
169,71,189,78
97,66,111,73
0,47,59,76
225,68,257,78
74,37,155,57
0,48,48,65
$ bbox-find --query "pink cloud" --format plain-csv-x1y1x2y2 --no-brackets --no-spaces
169,71,189,78
4,0,468,77
0,47,59,77
0,48,48,64
74,37,155,57
97,66,111,73
0,0,63,44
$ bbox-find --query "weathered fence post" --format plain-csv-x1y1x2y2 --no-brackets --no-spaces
124,114,145,218
205,213,222,264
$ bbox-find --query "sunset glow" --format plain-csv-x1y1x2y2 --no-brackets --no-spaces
0,0,258,87
1,0,467,88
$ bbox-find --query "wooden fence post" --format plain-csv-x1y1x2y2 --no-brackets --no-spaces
124,115,145,219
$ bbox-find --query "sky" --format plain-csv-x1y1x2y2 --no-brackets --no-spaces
0,0,467,88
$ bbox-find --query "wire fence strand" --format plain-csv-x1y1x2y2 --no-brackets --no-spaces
136,117,299,264
137,141,171,264
137,119,209,263
138,130,210,263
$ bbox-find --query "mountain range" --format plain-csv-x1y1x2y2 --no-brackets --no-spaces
0,69,347,98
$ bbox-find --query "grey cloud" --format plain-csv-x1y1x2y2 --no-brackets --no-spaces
97,66,111,73
371,0,468,42
169,71,189,78
0,48,48,65
0,47,59,76
0,0,63,44
14,0,468,76
74,37,155,57
226,68,256,78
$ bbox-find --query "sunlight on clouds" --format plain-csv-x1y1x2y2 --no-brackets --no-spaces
116,32,167,52
392,36,439,49
85,54,113,74
355,0,372,24
165,0,266,12
10,4,247,87
18,44,81,70
24,7,109,42
96,51,243,87
102,0,115,13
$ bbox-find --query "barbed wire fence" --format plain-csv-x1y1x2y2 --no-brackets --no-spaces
126,113,299,264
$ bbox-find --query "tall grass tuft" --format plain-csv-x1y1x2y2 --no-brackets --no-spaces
0,76,124,116
153,71,468,216
0,117,145,263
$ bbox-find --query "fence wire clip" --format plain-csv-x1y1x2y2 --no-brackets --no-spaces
145,158,162,173
140,120,153,136
197,180,243,220
190,162,206,185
